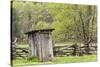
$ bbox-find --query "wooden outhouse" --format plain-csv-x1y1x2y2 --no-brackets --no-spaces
25,29,54,62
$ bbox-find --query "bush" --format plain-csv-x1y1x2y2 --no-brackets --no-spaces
27,56,39,62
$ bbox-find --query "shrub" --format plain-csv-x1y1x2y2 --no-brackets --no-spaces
27,56,39,62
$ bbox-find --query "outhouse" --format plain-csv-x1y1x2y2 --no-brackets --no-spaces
25,29,54,62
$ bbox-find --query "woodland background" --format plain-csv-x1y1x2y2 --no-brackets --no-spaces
12,1,97,45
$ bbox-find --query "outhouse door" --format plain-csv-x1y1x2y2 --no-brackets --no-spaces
40,33,53,61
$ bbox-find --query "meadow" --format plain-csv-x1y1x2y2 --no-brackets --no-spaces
12,55,97,66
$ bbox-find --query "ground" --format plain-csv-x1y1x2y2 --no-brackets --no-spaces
12,43,97,66
12,55,97,67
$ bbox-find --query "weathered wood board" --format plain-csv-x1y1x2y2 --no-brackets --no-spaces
25,29,54,62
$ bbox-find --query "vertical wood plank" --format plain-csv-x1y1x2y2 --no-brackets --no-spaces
48,34,54,59
27,30,54,62
28,34,37,56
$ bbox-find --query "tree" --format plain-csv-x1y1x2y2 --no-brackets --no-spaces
11,1,97,47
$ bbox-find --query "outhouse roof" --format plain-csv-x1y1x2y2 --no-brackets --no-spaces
25,28,54,34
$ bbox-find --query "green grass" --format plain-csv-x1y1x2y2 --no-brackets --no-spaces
53,55,97,63
17,44,28,48
13,43,97,66
12,55,97,67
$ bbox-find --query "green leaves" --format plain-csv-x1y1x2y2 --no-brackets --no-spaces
35,21,50,29
12,1,97,44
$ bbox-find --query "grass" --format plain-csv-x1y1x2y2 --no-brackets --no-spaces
13,43,97,66
53,55,97,63
12,55,97,67
17,44,28,48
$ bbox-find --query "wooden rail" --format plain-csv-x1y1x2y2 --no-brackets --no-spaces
53,45,97,56
12,44,97,58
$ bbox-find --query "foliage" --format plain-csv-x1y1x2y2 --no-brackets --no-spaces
11,1,97,45
27,56,39,62
35,21,50,29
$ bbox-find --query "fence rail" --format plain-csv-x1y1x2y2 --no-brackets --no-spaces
53,44,97,56
12,44,97,58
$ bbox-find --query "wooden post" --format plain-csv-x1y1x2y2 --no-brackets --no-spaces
72,44,80,56
11,38,17,59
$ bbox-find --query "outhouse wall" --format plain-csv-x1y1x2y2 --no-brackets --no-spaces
28,31,54,61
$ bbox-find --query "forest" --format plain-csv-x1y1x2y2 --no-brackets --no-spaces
12,1,97,44
11,1,97,66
